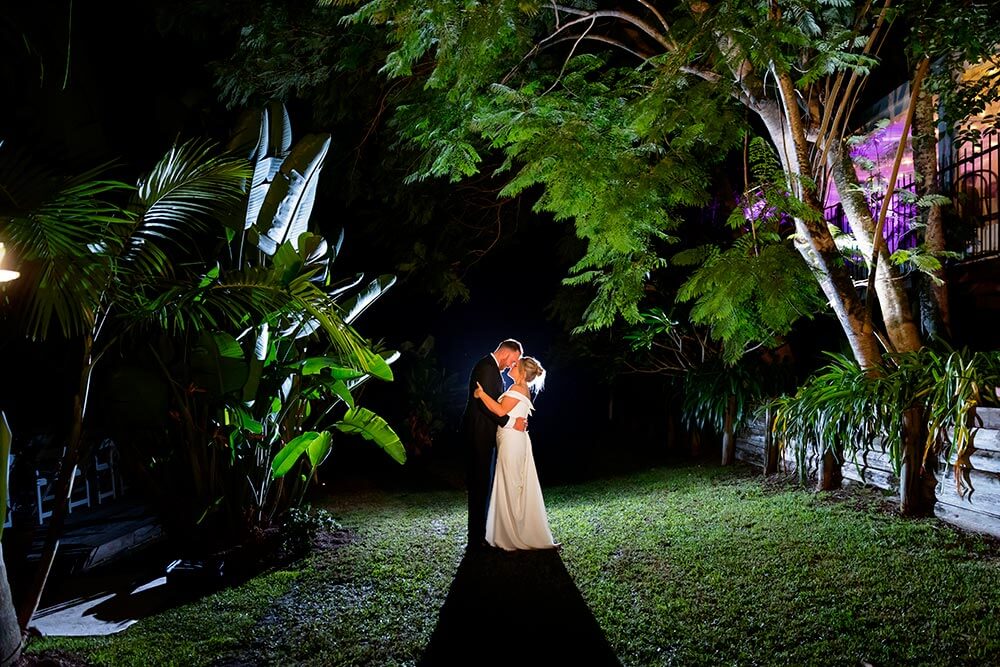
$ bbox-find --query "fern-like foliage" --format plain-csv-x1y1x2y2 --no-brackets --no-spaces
342,1,746,330
674,139,827,363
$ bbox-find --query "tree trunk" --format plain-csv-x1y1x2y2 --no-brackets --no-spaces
721,395,736,466
18,336,94,635
829,144,923,354
0,546,19,667
900,406,937,517
818,447,843,491
690,429,701,459
757,90,885,494
912,87,951,340
763,405,779,475
832,139,935,514
757,102,884,370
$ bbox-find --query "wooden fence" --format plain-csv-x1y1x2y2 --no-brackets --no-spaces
735,407,1000,539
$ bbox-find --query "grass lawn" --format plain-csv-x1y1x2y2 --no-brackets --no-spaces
25,462,1000,666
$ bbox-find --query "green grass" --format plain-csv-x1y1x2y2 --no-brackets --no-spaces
26,463,1000,666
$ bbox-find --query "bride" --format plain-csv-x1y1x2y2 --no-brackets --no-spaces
474,356,559,551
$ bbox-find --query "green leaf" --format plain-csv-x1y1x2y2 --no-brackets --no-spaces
225,405,263,435
253,133,332,255
329,379,355,408
191,330,249,396
335,407,406,464
271,430,333,478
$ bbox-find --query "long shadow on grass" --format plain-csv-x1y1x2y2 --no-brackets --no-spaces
419,547,621,666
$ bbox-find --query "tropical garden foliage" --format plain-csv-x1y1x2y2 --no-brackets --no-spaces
0,102,404,641
326,0,1000,511
112,0,1000,520
102,103,405,552
772,347,1000,496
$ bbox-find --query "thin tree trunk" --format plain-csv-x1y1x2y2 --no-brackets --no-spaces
912,87,951,340
18,335,93,635
721,394,736,466
757,101,884,371
0,546,20,667
764,405,779,475
818,447,843,491
829,143,923,353
760,80,886,492
831,137,932,513
900,406,937,516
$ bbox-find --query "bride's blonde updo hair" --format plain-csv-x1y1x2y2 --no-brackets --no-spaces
519,356,546,393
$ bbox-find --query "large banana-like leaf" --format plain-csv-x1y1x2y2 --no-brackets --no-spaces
191,330,249,397
301,357,369,379
344,351,401,393
271,430,332,478
339,274,397,324
335,407,406,464
328,226,344,265
251,133,331,255
243,103,293,232
327,272,365,299
298,233,330,284
242,323,270,404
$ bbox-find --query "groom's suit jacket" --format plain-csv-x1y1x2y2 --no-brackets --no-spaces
461,354,512,542
460,354,510,449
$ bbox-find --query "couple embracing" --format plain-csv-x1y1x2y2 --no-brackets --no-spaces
460,339,559,552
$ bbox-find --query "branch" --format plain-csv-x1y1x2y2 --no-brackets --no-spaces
544,16,597,95
810,0,893,177
542,33,653,62
542,7,673,51
632,0,672,39
864,56,931,315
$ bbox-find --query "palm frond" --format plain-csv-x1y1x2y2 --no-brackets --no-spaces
131,139,250,272
1,175,133,338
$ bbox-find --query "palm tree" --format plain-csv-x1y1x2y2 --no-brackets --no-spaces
0,137,250,636
0,102,404,635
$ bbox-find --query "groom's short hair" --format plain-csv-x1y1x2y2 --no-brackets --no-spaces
497,339,523,354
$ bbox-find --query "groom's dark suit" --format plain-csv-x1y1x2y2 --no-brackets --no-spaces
460,354,511,546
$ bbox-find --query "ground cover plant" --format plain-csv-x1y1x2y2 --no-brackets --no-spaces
25,463,1000,666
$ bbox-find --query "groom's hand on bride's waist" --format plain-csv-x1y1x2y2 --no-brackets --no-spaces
513,417,527,432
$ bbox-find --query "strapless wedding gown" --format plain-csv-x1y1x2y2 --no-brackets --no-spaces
485,390,558,550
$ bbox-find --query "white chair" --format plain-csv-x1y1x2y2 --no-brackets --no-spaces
35,450,91,524
93,438,119,504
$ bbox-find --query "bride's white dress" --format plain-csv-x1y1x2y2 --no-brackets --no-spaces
485,390,558,550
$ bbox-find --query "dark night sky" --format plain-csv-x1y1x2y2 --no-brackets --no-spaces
1,1,625,483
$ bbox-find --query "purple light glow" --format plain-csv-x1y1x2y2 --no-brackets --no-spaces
825,117,918,254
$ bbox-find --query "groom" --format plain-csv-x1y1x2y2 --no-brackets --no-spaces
461,339,526,550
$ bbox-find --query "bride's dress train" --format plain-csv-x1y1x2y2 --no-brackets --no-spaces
485,390,558,550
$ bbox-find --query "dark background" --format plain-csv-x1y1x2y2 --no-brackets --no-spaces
0,1,652,491
1,1,909,488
